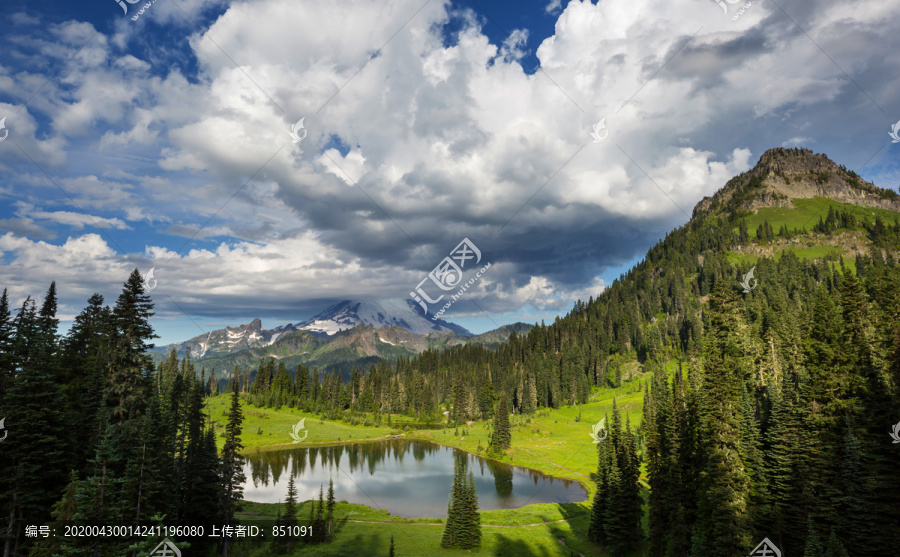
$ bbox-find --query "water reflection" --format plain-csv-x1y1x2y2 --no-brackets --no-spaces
241,439,587,518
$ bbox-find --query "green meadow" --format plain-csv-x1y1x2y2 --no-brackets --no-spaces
205,367,661,556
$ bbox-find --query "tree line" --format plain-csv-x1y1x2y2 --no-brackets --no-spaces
0,271,246,557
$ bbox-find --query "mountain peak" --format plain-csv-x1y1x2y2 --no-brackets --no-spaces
297,299,473,337
693,147,900,219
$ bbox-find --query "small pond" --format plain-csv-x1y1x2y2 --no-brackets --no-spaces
241,439,588,518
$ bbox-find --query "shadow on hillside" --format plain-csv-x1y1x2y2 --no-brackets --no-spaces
320,531,381,556
491,533,546,556
555,501,589,520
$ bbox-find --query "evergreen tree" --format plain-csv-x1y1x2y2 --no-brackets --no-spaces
220,384,245,556
326,478,335,539
108,270,158,423
276,475,299,553
441,453,472,548
458,470,481,549
694,283,752,555
490,392,511,452
1,293,69,556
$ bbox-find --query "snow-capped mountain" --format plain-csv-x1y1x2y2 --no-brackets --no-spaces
158,317,299,359
152,299,474,361
296,299,473,337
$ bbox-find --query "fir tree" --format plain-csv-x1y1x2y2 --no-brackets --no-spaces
2,294,69,556
490,392,511,452
694,283,752,555
220,384,245,556
458,470,481,549
326,478,336,539
108,270,158,423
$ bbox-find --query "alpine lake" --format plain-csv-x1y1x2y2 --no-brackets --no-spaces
240,438,588,518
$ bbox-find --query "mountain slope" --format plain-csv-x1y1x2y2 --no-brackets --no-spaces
693,147,900,219
297,299,473,337
363,146,900,554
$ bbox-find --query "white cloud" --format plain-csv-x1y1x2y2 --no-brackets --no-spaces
1,0,898,331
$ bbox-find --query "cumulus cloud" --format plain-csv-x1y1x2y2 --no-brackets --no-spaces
0,0,897,336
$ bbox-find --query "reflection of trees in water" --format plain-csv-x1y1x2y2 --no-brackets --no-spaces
308,447,318,471
245,440,550,496
484,458,514,498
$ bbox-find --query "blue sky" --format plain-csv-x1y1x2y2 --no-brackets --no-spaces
1,0,898,344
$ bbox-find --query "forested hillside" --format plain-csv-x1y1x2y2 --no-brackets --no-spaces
206,149,900,555
2,148,899,557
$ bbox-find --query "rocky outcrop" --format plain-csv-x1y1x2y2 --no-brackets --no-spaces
692,147,900,219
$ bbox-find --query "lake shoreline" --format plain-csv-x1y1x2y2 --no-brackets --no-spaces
240,436,590,516
242,433,591,500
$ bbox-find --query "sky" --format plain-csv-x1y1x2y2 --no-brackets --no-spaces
0,0,898,345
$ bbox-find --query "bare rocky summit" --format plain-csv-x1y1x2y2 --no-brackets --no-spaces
692,147,900,219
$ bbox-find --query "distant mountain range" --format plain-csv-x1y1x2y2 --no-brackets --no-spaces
151,299,531,377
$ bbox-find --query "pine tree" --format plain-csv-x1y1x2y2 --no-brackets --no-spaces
108,270,158,423
0,288,13,384
694,283,752,555
62,293,113,468
440,488,457,547
490,392,511,452
284,475,298,526
388,534,395,557
326,478,335,539
824,529,850,557
2,293,69,556
440,454,466,548
803,518,825,557
459,470,481,549
587,423,611,545
220,384,245,557
275,475,299,553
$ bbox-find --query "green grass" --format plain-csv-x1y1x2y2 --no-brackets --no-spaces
206,367,664,556
727,243,856,273
740,197,900,234
206,396,396,453
232,500,596,556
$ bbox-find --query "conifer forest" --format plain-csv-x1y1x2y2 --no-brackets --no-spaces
1,0,900,555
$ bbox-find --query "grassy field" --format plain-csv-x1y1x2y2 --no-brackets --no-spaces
206,364,665,556
230,500,594,557
726,243,853,270
206,396,402,452
740,196,900,234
